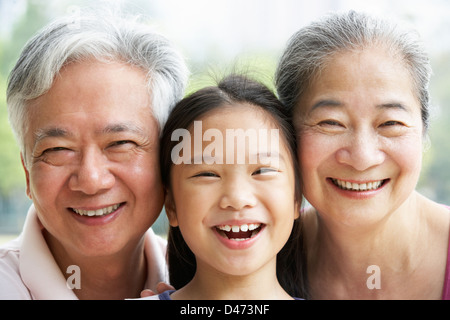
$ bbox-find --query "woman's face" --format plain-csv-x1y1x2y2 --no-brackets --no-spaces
296,47,424,227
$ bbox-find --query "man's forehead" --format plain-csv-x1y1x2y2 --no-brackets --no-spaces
32,122,149,144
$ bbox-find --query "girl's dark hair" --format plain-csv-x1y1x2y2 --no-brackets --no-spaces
159,74,307,298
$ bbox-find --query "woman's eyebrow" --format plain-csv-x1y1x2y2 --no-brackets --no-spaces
376,102,409,111
311,99,342,111
311,100,410,112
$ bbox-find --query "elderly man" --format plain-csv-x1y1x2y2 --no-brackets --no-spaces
0,10,188,299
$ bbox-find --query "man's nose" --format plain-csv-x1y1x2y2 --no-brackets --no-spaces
68,148,115,194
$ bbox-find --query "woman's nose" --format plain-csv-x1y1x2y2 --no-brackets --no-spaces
218,175,257,211
335,131,385,171
68,148,115,195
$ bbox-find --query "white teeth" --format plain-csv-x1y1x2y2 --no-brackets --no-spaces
333,179,383,191
73,203,120,216
219,225,231,232
217,223,261,233
216,223,262,241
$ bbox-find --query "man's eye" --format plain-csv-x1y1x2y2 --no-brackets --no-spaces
44,147,67,152
110,140,135,147
35,147,73,166
43,147,68,153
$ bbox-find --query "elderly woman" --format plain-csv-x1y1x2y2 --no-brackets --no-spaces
275,11,450,299
0,10,188,299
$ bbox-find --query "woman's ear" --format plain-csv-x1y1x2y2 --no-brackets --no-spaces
165,189,178,227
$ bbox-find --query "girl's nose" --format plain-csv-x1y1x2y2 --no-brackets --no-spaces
218,175,257,211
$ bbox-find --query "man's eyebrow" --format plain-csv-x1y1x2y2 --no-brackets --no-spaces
101,123,146,135
34,127,71,143
34,123,146,144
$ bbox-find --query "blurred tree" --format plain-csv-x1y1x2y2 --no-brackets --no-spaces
0,75,24,195
419,51,450,204
0,0,50,231
0,0,53,189
1,0,50,76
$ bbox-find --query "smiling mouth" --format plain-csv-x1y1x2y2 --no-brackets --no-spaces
331,178,388,191
215,223,264,241
71,203,123,217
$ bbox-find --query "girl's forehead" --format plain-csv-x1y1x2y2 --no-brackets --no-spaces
198,103,279,127
175,102,294,164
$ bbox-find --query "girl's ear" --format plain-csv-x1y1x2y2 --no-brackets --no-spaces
165,189,179,227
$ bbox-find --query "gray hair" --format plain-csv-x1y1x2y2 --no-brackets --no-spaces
7,10,189,158
275,10,432,132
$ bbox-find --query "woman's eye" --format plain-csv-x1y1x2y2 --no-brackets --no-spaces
381,120,403,127
318,120,343,127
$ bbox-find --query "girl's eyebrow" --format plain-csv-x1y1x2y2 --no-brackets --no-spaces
186,152,285,165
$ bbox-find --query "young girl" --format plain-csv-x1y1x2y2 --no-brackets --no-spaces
154,74,305,300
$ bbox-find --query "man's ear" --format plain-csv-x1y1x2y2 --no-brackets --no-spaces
164,189,178,227
294,201,301,220
20,153,32,200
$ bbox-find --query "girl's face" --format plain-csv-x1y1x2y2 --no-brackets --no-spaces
166,103,298,277
296,47,424,228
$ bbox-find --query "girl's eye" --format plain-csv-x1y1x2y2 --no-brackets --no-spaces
253,167,278,176
192,172,219,178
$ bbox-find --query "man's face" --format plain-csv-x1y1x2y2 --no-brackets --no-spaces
22,60,164,257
